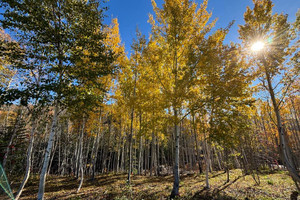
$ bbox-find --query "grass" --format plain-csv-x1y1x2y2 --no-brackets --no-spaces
3,169,297,200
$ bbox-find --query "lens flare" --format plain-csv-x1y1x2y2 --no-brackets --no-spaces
251,41,265,52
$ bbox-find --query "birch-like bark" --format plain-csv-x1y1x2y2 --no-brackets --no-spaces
77,119,85,193
127,71,137,184
15,119,36,200
192,115,202,174
47,135,58,175
37,104,59,200
91,113,101,179
264,64,300,186
204,131,210,189
3,109,23,169
138,136,143,175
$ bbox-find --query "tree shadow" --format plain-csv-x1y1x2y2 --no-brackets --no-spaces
134,175,173,186
86,176,124,187
190,175,243,200
258,169,286,175
210,171,226,179
214,175,243,193
133,188,167,200
19,176,78,198
191,188,237,200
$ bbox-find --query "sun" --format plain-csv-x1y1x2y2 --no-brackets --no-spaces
251,41,265,52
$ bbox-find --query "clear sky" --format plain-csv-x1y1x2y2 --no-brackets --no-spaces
104,0,299,55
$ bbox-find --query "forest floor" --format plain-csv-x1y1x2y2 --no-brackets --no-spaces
5,169,298,200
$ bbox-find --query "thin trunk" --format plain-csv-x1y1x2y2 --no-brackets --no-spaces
161,142,167,167
47,135,58,175
89,133,96,176
241,148,250,175
224,149,230,183
193,116,202,174
37,104,59,200
15,119,36,200
226,169,230,183
150,131,155,176
58,130,61,174
128,122,133,183
61,139,67,175
170,108,180,198
205,155,210,189
204,132,210,189
121,136,125,172
127,89,136,183
290,98,300,132
138,136,143,175
106,117,112,173
76,166,84,193
231,149,240,169
84,138,90,174
214,147,222,171
75,137,79,177
92,131,100,178
144,139,148,176
100,133,105,173
3,109,22,169
156,139,160,176
127,44,139,182
133,138,137,174
183,133,188,170
92,111,102,179
265,67,300,186
116,134,121,173
77,119,85,193
188,137,193,170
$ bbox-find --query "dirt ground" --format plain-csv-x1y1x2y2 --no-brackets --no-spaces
2,169,298,200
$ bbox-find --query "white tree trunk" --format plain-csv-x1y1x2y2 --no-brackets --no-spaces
77,119,85,193
92,113,102,179
170,108,180,198
37,104,59,200
204,133,210,189
264,68,300,186
3,109,23,169
15,119,36,200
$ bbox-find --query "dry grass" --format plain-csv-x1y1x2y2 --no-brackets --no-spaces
3,169,297,200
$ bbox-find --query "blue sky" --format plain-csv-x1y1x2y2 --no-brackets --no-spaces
104,0,299,55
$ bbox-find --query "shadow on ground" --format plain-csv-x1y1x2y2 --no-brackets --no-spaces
192,189,237,200
190,175,243,200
